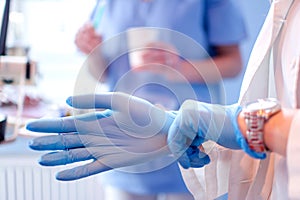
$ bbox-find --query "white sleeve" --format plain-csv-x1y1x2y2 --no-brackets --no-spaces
180,143,232,200
287,112,300,199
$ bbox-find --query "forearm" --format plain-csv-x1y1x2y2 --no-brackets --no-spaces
87,49,108,82
179,45,242,83
238,108,297,156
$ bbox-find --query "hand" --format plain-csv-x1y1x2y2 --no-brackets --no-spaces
133,42,181,81
27,92,175,181
167,100,265,169
74,22,102,54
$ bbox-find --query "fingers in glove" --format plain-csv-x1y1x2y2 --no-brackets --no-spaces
56,160,111,181
178,147,210,169
29,134,84,151
66,92,153,111
187,147,210,168
67,93,173,135
26,110,112,133
39,148,95,166
167,123,191,156
26,116,76,133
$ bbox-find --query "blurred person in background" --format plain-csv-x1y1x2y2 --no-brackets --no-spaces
27,0,300,199
74,0,246,199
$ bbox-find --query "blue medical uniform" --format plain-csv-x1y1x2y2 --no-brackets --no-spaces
93,0,246,195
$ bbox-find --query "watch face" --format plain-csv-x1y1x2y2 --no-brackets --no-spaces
246,98,280,111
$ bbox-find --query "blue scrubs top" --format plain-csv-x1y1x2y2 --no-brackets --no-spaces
92,0,246,194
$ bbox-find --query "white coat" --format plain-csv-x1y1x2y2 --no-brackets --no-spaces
180,0,300,199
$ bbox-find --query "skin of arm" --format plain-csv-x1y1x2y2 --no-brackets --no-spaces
237,108,297,157
135,43,243,83
180,45,243,83
74,22,107,82
75,22,102,54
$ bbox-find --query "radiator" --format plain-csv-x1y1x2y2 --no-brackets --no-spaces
0,157,103,200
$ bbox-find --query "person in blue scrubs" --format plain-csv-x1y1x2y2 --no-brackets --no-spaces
75,0,246,199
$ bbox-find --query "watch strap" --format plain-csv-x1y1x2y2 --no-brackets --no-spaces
244,112,268,153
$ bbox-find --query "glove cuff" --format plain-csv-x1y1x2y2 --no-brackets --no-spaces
160,111,176,134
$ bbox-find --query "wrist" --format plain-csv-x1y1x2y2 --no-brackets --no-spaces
235,98,281,158
238,111,272,150
264,109,294,156
238,104,294,157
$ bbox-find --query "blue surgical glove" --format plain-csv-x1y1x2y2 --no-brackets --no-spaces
167,100,266,169
27,92,178,181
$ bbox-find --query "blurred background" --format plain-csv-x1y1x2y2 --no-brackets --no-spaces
0,0,270,199
1,0,271,104
2,0,95,103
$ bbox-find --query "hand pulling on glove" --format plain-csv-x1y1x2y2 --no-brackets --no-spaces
27,92,265,180
167,99,266,169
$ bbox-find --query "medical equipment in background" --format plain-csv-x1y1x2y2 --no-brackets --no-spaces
0,0,38,143
0,0,37,86
0,55,37,86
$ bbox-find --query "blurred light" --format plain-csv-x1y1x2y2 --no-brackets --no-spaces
9,11,24,24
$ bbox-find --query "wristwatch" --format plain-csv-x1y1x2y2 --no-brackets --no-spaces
243,98,281,153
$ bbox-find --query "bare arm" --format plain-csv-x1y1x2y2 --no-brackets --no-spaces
75,22,107,82
135,43,243,83
180,45,243,83
75,22,102,54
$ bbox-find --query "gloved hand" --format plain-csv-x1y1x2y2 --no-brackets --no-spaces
27,92,177,181
167,100,266,169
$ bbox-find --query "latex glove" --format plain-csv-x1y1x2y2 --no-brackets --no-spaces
27,92,176,181
167,100,266,169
